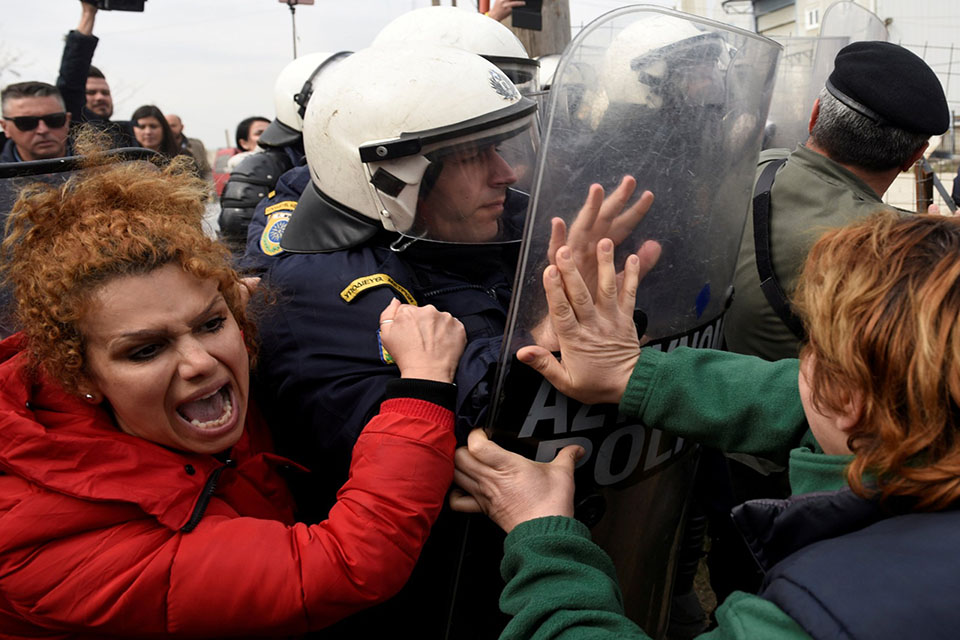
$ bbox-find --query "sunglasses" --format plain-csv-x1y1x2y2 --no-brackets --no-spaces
3,112,68,132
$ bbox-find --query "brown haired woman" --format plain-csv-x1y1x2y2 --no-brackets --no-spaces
451,213,960,640
0,156,465,636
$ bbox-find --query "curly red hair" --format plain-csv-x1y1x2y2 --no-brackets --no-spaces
1,155,256,394
795,211,960,510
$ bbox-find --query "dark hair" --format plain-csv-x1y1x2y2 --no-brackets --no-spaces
235,116,269,150
809,89,929,172
87,65,105,80
1,81,65,115
131,104,179,158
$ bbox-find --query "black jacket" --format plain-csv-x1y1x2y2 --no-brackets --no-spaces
57,30,136,149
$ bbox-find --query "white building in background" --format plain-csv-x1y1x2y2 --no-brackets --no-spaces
745,0,959,113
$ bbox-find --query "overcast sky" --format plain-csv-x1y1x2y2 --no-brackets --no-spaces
1,0,679,150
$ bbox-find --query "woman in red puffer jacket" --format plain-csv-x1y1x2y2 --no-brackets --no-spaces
0,155,465,638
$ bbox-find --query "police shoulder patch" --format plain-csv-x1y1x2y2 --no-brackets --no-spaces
259,211,292,256
340,273,418,305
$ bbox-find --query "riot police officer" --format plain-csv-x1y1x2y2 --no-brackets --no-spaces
243,5,540,271
219,51,350,257
250,45,536,638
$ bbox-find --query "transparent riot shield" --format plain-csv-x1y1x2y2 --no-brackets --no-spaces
485,7,780,636
763,36,847,149
764,1,888,150
810,1,888,126
819,0,888,42
0,149,160,338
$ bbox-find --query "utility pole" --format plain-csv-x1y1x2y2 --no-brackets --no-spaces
280,0,314,59
506,0,571,58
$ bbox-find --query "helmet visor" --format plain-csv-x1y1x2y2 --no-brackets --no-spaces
488,57,540,96
405,118,539,245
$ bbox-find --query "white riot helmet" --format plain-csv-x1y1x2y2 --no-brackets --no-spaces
280,45,539,253
536,54,561,91
601,15,730,109
258,51,351,148
372,6,539,96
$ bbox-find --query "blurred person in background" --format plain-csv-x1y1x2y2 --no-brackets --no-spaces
131,104,179,158
167,113,212,181
226,116,270,172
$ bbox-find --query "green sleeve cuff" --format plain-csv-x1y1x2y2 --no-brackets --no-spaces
619,348,666,419
505,515,592,551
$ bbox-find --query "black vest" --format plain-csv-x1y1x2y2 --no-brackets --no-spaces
734,488,960,640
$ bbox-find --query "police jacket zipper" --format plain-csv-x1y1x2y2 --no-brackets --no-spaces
422,283,507,301
180,458,234,533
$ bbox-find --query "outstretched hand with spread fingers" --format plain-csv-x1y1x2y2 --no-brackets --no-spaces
449,428,583,533
519,237,659,405
547,175,654,299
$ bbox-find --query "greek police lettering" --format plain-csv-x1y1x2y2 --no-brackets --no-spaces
501,314,724,488
518,377,688,487
657,315,724,352
264,200,298,216
339,273,417,305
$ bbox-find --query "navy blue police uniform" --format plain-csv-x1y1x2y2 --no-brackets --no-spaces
241,163,310,273
255,229,516,503
219,144,304,258
250,189,526,639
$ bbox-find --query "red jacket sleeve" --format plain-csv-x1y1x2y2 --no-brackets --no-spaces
0,398,455,637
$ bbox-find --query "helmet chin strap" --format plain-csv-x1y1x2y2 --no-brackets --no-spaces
390,234,419,253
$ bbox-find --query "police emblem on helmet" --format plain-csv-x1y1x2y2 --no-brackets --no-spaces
489,69,520,100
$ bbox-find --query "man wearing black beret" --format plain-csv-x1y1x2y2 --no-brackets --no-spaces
725,40,948,361
706,40,949,602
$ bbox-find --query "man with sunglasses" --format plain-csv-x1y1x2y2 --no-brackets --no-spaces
0,82,71,163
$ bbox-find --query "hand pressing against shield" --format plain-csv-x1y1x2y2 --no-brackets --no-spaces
449,428,584,533
520,237,656,405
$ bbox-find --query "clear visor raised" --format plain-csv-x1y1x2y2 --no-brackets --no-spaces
404,117,539,245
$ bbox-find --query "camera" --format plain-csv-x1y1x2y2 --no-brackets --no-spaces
511,0,542,31
85,0,147,11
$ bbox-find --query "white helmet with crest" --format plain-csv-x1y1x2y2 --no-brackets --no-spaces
281,44,539,252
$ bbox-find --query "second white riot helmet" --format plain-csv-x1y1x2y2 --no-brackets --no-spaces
258,51,352,148
602,15,730,109
280,45,539,253
372,6,539,96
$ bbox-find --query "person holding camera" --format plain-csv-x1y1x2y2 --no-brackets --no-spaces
56,1,136,149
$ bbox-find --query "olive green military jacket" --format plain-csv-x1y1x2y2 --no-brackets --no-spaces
723,144,892,360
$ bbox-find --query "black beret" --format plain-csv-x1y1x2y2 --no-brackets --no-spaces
826,41,948,135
